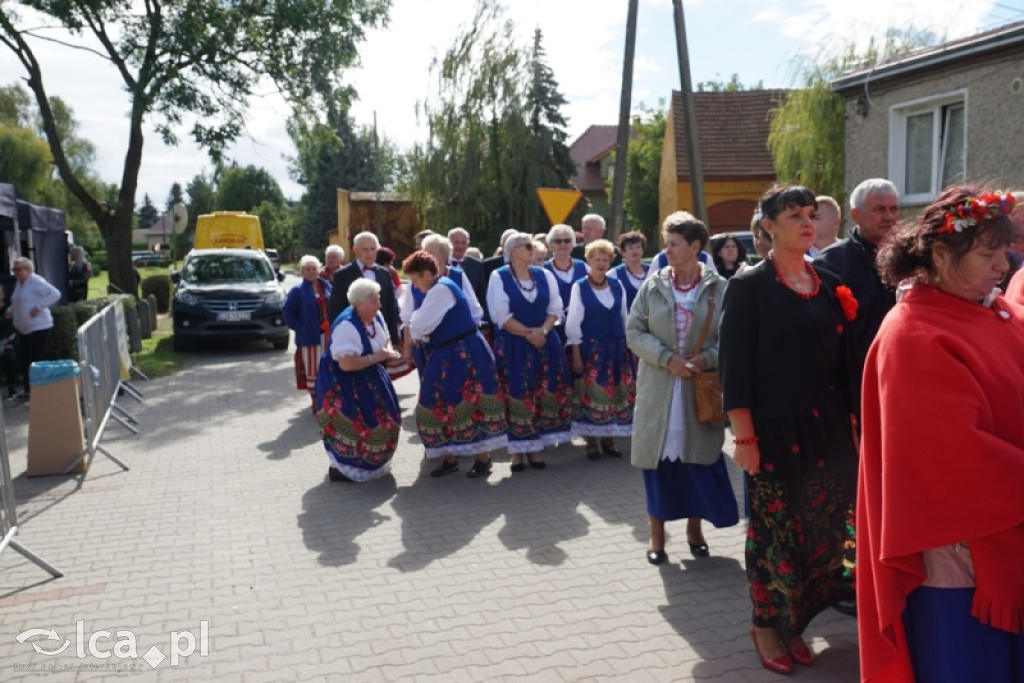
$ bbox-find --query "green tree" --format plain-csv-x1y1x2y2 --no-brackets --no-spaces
621,103,667,243
768,29,938,202
0,122,51,194
165,182,185,212
254,200,299,258
137,193,160,230
215,165,285,212
406,0,575,245
0,0,390,294
288,108,397,249
181,173,216,253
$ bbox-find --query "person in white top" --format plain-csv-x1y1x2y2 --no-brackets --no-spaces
565,239,634,460
4,257,60,400
486,233,572,470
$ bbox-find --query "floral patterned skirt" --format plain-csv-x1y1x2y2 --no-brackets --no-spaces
746,381,857,635
414,332,508,458
314,354,400,482
571,334,635,437
494,329,572,454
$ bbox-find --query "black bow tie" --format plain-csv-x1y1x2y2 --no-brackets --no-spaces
452,260,462,267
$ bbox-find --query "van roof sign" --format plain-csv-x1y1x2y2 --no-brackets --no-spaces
194,211,264,250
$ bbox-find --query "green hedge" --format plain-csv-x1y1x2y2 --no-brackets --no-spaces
44,296,140,361
141,274,171,313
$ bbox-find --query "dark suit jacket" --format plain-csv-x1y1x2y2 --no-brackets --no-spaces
327,261,401,348
452,256,486,308
719,260,856,420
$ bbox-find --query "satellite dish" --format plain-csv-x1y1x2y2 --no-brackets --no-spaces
171,202,188,234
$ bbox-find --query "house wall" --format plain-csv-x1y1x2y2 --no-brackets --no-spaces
332,190,422,262
671,179,772,233
842,50,1024,220
659,108,679,229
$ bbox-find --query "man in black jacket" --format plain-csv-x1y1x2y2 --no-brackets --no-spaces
813,177,899,618
814,178,900,385
327,231,401,349
447,227,486,305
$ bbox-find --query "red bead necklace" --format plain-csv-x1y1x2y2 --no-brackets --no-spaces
514,269,537,293
587,274,608,289
671,268,699,293
769,252,821,299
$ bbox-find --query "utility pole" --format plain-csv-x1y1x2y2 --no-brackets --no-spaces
373,111,383,237
672,0,707,223
609,0,639,240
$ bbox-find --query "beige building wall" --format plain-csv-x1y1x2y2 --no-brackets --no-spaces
842,50,1024,222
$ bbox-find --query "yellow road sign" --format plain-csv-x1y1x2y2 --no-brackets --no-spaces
536,188,583,226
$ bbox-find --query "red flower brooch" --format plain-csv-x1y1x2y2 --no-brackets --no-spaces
938,191,1018,234
835,285,857,321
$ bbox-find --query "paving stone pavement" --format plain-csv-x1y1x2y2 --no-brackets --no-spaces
0,338,859,681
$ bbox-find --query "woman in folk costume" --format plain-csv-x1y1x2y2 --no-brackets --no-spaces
859,186,1024,682
400,234,483,378
543,222,588,347
627,212,737,566
612,230,650,312
486,232,572,471
315,278,402,483
403,251,507,479
283,255,332,410
719,185,859,674
565,239,634,460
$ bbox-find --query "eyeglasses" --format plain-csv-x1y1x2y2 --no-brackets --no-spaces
12,267,24,272
521,244,535,251
549,238,572,245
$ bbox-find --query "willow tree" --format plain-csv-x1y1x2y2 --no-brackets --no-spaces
768,28,938,204
407,0,574,248
0,0,389,293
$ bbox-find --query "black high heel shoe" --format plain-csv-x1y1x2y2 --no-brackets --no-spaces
646,549,667,565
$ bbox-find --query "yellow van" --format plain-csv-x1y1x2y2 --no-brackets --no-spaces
194,212,264,250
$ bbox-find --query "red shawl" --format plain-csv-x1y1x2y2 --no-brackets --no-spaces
858,285,1024,682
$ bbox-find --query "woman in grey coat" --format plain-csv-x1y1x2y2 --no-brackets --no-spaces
627,212,738,565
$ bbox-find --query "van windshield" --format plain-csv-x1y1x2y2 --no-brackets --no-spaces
183,254,274,284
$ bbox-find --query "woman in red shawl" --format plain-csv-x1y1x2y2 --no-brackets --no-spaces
859,185,1024,682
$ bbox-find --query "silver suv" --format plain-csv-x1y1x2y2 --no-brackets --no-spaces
171,249,289,351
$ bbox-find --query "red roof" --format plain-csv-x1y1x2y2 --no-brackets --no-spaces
569,124,620,192
670,90,784,180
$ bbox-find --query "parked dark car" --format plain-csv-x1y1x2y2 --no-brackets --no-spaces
171,248,288,351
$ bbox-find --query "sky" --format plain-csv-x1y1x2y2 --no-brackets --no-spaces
3,0,1023,210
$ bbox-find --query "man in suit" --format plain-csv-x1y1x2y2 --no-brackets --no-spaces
447,227,485,305
327,231,401,349
571,213,622,266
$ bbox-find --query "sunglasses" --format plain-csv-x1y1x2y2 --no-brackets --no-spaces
521,243,535,251
549,238,572,245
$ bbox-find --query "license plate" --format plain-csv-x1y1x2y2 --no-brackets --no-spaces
217,311,251,322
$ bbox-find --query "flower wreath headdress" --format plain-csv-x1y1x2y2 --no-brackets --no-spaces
938,191,1018,234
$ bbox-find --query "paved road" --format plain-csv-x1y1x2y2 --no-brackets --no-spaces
0,336,859,681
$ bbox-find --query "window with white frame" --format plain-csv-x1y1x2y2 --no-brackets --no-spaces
889,91,966,204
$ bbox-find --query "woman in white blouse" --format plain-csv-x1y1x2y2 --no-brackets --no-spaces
486,233,572,471
314,278,402,483
566,239,635,460
404,251,507,479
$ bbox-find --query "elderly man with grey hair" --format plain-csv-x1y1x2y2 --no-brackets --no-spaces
326,231,401,349
447,226,486,309
814,178,900,618
572,213,621,266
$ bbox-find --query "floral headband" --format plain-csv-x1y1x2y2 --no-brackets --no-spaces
938,191,1018,234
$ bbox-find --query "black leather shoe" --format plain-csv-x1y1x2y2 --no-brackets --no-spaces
833,599,857,616
688,542,710,557
647,549,667,565
430,460,459,477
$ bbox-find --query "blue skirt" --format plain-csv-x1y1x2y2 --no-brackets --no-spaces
414,332,508,458
571,334,635,438
903,586,1024,682
314,353,400,482
643,453,739,527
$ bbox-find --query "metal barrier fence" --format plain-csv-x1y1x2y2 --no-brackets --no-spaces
64,297,141,474
0,400,62,577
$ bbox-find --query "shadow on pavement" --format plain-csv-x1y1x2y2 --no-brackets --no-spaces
297,474,398,566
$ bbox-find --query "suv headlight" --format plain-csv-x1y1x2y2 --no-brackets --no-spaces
176,290,199,306
264,289,284,305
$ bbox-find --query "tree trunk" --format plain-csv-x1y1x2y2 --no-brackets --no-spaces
99,212,138,297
